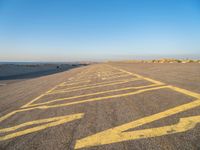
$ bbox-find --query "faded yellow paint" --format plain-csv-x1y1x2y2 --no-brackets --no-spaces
74,70,200,149
100,72,124,77
28,84,157,107
75,99,200,149
0,67,125,122
1,64,200,148
21,94,46,108
168,85,200,98
21,81,65,108
100,74,132,80
0,111,18,122
0,113,83,133
0,113,84,141
61,80,91,86
107,65,164,85
83,71,123,78
0,85,166,122
25,86,169,110
58,77,135,90
49,78,142,94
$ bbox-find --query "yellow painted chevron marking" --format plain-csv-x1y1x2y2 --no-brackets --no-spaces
107,65,164,85
0,113,84,141
75,99,200,149
48,78,142,95
55,78,141,92
28,84,157,107
61,80,91,86
100,74,132,80
101,72,124,77
3,85,197,123
26,86,169,110
59,78,133,89
21,81,65,108
0,86,167,123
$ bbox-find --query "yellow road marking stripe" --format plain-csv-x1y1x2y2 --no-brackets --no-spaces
168,85,200,98
27,84,157,107
101,74,132,80
25,86,170,110
1,64,199,146
60,80,91,86
56,78,140,91
21,81,65,108
3,84,198,123
75,99,200,149
0,85,167,122
0,113,84,141
49,78,142,95
107,65,164,85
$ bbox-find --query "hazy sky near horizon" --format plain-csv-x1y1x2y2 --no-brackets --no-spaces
0,0,200,61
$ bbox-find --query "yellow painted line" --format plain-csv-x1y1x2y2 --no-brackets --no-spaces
48,78,142,95
101,74,132,80
21,94,46,108
168,85,200,98
59,82,67,86
94,72,124,78
105,72,124,76
83,73,122,79
60,80,91,86
63,67,92,84
63,78,91,84
107,65,164,85
22,86,200,114
28,84,157,107
74,99,200,149
0,113,84,141
0,85,167,123
1,64,199,146
0,66,91,122
0,111,18,122
0,86,159,122
26,86,170,110
57,78,140,91
21,81,65,108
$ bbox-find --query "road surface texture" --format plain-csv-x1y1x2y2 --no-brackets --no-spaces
0,64,80,85
0,63,200,150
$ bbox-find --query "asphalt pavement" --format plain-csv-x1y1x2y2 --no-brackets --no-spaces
0,63,200,150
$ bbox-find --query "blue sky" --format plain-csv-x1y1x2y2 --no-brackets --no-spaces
0,0,200,61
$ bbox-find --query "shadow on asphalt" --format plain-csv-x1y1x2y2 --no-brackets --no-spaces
0,64,88,81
